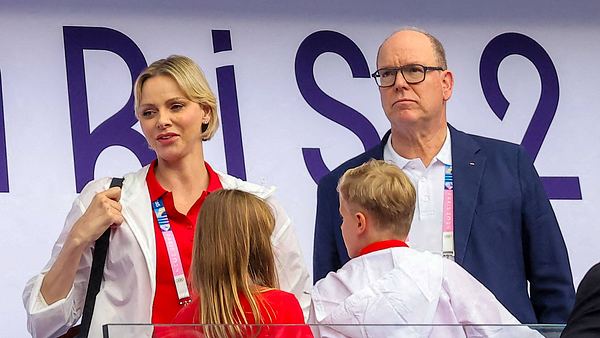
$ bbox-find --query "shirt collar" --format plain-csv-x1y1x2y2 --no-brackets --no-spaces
146,160,223,202
437,126,452,166
384,135,411,169
358,239,409,257
384,126,452,167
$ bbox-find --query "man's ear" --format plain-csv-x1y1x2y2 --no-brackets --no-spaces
441,70,454,101
355,211,368,235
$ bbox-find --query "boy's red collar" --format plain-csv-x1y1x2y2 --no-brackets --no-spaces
358,239,408,257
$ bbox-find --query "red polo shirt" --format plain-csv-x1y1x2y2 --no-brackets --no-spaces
146,160,223,324
167,290,313,337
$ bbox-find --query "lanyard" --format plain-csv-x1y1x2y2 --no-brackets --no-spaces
442,164,455,260
152,197,192,305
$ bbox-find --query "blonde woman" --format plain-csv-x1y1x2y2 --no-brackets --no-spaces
23,55,310,338
172,189,312,337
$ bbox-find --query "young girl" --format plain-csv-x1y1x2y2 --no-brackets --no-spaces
172,189,312,337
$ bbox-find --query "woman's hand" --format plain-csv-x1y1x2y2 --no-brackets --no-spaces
69,187,123,246
41,186,124,305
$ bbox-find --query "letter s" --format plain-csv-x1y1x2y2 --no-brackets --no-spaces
295,30,380,184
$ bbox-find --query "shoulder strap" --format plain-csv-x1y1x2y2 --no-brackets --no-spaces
77,177,124,338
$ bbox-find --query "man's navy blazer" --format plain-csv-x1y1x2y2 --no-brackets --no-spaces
313,125,575,324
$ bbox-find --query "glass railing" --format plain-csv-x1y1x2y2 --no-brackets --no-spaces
102,323,566,337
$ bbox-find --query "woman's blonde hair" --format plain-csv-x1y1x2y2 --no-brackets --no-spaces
191,189,278,337
338,159,416,237
133,55,219,140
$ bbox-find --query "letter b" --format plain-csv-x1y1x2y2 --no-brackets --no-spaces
64,26,154,192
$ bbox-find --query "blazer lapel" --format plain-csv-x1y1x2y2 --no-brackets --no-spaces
373,130,391,160
449,125,486,264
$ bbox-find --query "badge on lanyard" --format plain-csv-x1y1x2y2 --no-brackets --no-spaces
152,198,192,305
442,164,455,260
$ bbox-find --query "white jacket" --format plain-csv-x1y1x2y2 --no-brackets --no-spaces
23,165,311,338
309,247,542,338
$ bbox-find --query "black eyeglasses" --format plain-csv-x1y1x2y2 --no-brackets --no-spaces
371,64,444,87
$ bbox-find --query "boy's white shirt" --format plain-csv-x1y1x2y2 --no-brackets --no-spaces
309,247,543,338
23,164,311,338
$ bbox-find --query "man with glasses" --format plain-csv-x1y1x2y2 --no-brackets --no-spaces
313,28,575,324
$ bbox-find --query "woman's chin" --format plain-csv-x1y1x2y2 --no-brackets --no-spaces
155,151,184,163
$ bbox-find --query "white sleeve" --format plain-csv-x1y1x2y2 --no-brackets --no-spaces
443,260,543,338
22,178,110,338
307,301,322,337
268,196,312,320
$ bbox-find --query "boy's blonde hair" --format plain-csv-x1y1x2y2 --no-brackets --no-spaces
338,160,416,237
191,189,278,338
134,55,219,140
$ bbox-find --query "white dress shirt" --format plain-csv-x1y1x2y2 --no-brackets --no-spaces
383,128,452,254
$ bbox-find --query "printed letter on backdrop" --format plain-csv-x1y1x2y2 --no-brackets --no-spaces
0,71,8,192
64,26,155,192
295,30,379,184
480,32,581,200
213,30,247,180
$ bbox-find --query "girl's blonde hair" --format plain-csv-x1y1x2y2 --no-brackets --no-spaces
191,189,278,337
134,55,219,140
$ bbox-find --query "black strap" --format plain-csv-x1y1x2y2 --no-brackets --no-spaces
77,177,124,338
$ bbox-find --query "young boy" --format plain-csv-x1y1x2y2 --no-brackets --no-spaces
309,160,541,337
